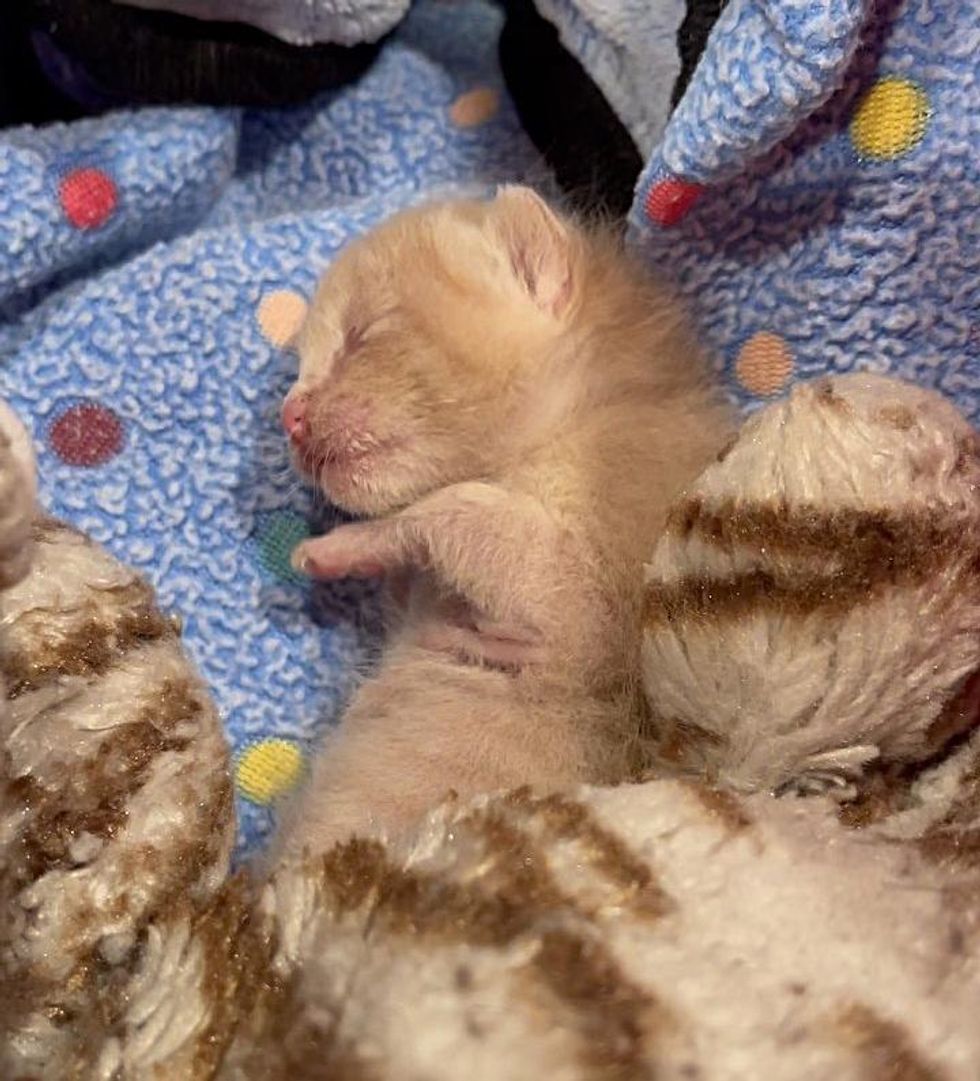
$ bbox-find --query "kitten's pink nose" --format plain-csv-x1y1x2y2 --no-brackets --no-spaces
281,395,308,443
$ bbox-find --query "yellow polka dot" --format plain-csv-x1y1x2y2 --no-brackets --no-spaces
257,290,308,348
449,87,500,128
735,332,794,396
236,739,305,805
850,77,929,160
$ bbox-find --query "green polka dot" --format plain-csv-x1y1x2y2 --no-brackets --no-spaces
255,511,310,583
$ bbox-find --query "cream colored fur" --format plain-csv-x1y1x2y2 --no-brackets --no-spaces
279,187,732,854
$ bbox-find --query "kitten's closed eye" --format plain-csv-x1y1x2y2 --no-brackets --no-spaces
340,308,398,362
343,323,368,356
328,322,368,374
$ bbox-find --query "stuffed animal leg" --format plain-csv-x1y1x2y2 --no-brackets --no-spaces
0,400,235,1081
642,373,980,798
0,400,37,590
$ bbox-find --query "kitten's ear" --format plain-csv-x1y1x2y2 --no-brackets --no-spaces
492,185,573,316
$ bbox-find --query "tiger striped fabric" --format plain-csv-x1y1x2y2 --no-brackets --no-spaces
3,376,980,1080
642,374,980,797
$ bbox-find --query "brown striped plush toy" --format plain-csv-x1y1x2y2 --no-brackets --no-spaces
4,374,980,1081
642,373,980,798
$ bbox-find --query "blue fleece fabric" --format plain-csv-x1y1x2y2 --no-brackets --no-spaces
628,0,979,416
0,0,540,858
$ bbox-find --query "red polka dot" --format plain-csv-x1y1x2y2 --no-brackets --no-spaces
59,168,118,230
644,177,704,227
49,403,125,467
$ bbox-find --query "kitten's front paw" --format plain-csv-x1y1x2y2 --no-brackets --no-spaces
292,521,396,579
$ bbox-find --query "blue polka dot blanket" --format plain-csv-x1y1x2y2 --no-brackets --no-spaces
547,0,979,414
3,0,977,860
0,0,541,859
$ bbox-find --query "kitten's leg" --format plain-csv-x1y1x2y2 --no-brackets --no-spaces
291,520,397,579
294,483,593,670
277,674,595,860
294,481,597,652
279,486,618,858
295,514,547,666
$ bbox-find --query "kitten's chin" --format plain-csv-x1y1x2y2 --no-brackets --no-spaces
289,441,403,514
300,436,442,516
317,460,412,517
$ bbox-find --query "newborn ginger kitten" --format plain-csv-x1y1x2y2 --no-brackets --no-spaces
279,186,730,855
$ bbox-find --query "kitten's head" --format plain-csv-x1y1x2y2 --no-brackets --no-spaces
282,186,581,515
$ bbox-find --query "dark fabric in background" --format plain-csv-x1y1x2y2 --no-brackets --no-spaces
2,0,728,219
498,0,729,218
1,0,380,125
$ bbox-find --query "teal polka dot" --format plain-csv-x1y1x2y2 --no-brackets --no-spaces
254,511,309,584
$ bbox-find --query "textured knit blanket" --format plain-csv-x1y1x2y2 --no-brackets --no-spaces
4,0,976,862
0,0,539,858
544,0,979,418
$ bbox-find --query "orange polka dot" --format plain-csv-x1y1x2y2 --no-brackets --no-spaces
735,332,794,396
450,87,500,128
257,290,308,348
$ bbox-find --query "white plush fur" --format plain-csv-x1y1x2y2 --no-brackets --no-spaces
643,374,980,795
3,375,980,1081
